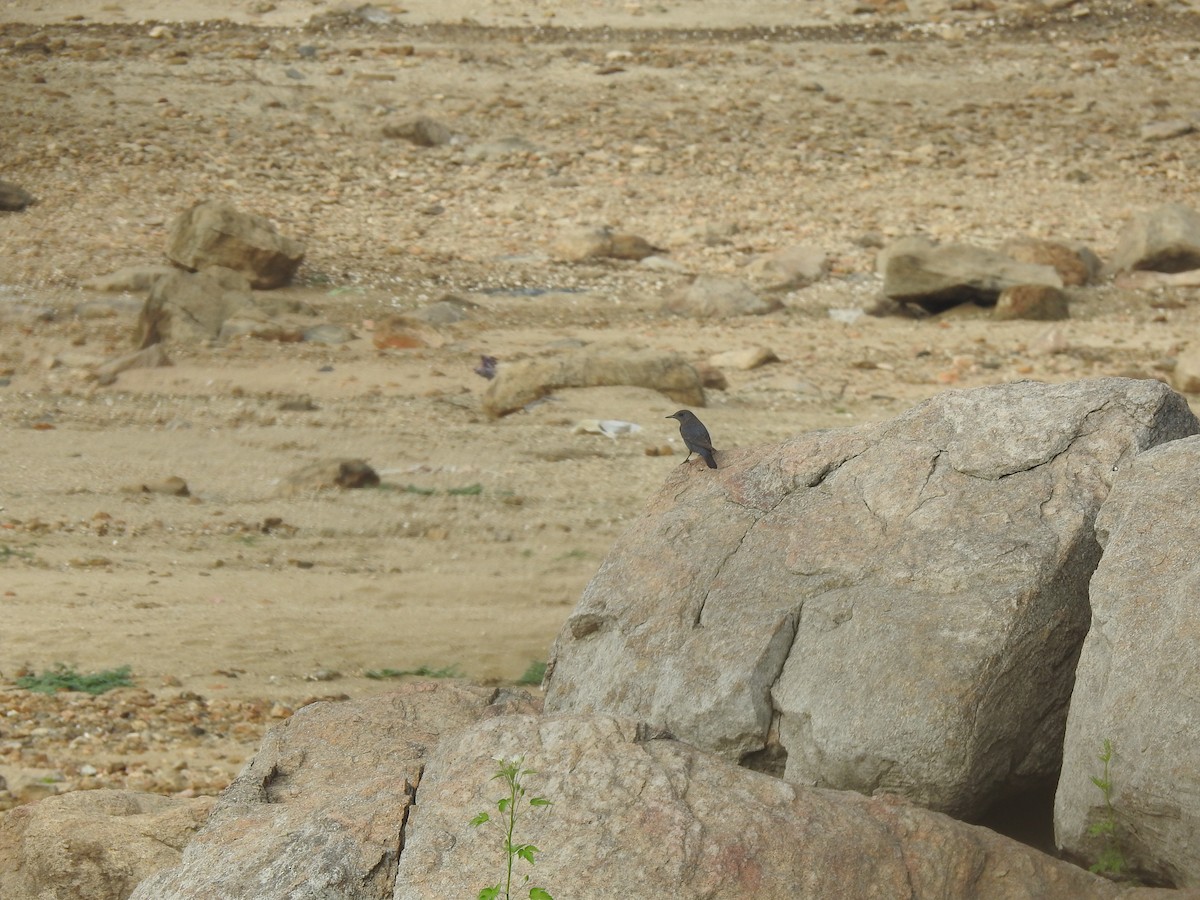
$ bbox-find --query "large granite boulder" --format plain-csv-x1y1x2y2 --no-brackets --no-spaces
397,711,1175,899
1056,435,1200,887
131,682,536,900
544,378,1198,818
166,199,305,289
0,790,212,900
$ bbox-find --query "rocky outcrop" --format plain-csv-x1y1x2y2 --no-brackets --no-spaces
0,789,212,900
165,199,305,289
482,344,705,417
131,682,536,900
117,693,1193,900
396,711,1171,900
544,378,1199,819
1056,435,1200,887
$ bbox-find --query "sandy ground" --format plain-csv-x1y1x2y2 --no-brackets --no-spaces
2,0,1200,802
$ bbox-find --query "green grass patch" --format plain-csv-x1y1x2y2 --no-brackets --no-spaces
446,483,483,496
518,660,548,686
0,544,35,563
16,663,134,695
364,664,463,680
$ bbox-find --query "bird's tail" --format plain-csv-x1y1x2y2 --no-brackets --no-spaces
701,448,717,469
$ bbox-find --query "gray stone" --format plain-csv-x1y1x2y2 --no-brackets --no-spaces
1056,435,1200,886
544,378,1199,818
482,345,705,418
396,711,1174,900
381,116,453,146
745,243,828,291
881,238,1063,313
1140,119,1195,142
1106,203,1200,276
663,275,781,318
409,295,479,326
165,200,305,289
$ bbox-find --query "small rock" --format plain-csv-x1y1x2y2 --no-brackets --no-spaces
993,285,1070,321
278,459,380,496
551,226,662,262
745,244,828,291
165,200,305,290
409,295,479,326
663,275,781,319
880,237,1063,313
1171,345,1200,394
691,362,729,391
1140,120,1195,142
999,238,1096,287
709,347,780,370
372,315,445,349
0,180,35,211
381,116,454,147
138,476,190,497
1105,203,1200,276
301,324,355,344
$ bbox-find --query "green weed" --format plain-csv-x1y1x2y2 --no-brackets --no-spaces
363,664,463,680
470,755,554,900
517,661,547,686
0,544,34,563
1088,738,1128,878
16,663,133,695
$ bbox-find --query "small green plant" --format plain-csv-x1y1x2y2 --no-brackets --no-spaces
363,663,462,680
517,660,547,686
470,755,554,900
0,543,34,563
16,663,133,695
447,483,484,496
1088,738,1127,878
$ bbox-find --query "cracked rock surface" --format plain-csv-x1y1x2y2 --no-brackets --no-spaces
395,710,1171,899
544,378,1199,819
130,682,536,900
1056,434,1200,886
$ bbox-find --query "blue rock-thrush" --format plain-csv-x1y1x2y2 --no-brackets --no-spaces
666,409,717,469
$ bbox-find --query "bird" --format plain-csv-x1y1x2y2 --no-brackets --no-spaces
666,409,718,469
